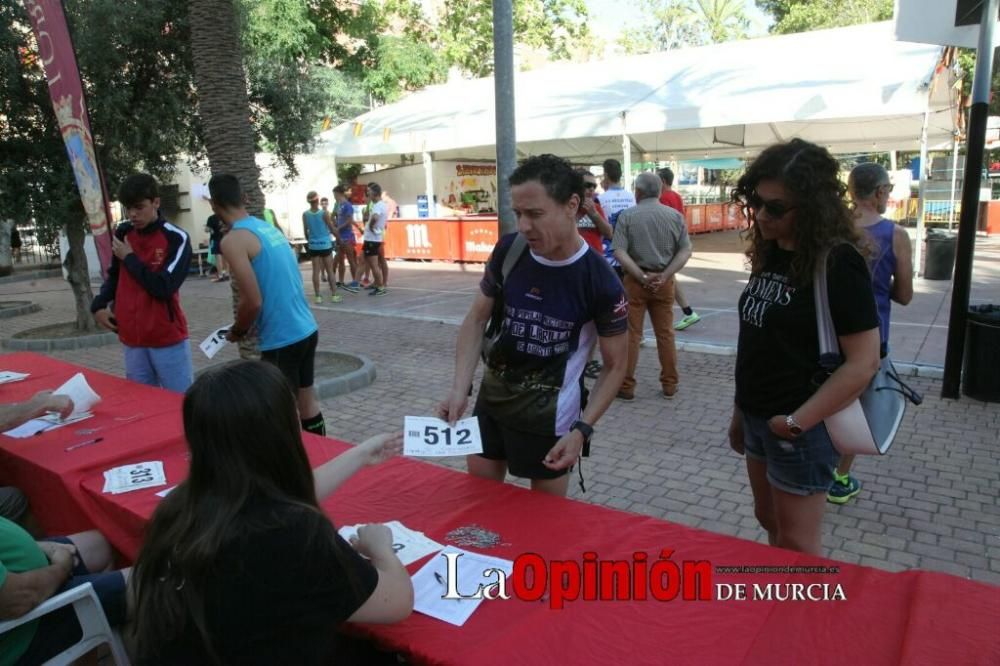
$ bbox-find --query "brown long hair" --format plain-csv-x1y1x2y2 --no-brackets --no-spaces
129,361,328,662
731,139,863,285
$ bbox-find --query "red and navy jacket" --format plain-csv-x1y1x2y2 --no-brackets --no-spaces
91,217,192,348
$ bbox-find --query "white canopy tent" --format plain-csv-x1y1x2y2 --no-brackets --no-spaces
316,21,956,166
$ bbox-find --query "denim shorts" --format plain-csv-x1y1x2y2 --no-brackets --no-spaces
742,413,840,496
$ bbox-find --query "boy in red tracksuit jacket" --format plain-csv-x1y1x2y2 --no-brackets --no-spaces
91,174,193,392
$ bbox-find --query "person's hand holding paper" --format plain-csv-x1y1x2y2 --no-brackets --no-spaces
52,373,101,418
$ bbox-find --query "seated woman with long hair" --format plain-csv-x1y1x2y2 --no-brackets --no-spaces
728,139,881,556
129,360,413,664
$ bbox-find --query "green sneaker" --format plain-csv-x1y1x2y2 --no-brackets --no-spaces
675,312,701,331
314,295,323,304
330,294,344,303
827,474,861,504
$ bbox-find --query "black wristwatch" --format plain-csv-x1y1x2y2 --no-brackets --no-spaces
571,420,594,457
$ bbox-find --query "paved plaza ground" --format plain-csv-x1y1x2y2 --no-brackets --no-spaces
1,229,998,587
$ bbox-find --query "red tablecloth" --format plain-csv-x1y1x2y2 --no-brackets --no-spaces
0,352,183,535
3,353,999,665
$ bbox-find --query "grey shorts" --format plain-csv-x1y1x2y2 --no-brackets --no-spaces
742,413,840,496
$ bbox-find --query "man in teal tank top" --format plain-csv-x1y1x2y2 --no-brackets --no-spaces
303,192,341,304
210,174,328,436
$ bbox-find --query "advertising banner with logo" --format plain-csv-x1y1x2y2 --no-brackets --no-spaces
23,0,113,277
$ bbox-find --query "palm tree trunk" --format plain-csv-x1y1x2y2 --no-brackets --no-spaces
189,0,262,359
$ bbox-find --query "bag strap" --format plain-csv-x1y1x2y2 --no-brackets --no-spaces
499,233,528,287
813,248,841,364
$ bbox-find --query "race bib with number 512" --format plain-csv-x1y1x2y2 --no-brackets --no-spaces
403,416,483,457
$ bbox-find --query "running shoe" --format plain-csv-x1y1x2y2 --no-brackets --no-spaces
330,294,344,303
616,390,635,401
827,474,862,504
370,287,388,296
314,295,323,304
674,312,701,331
341,283,360,293
336,281,345,288
584,360,602,379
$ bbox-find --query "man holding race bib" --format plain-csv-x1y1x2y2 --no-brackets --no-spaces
438,155,628,496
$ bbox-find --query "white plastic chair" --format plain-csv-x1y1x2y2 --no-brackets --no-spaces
0,582,129,665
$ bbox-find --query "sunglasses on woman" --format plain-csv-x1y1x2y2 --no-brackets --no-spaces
747,194,797,219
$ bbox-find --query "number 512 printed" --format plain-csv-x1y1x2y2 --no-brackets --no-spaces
403,416,483,457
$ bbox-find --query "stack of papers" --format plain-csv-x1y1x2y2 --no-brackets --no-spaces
3,412,94,438
53,373,101,418
102,462,167,494
0,371,29,384
338,520,444,566
411,547,514,627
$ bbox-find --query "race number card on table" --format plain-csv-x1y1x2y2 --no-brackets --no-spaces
0,371,29,384
103,461,167,495
404,416,482,457
339,520,443,566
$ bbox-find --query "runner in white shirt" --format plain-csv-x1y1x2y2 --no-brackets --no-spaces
599,158,636,279
363,183,389,296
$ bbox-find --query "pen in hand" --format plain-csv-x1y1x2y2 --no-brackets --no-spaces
65,437,104,452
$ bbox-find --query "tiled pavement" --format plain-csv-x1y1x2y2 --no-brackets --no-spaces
1,237,998,588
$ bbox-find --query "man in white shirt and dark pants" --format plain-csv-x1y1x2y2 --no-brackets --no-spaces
363,182,389,296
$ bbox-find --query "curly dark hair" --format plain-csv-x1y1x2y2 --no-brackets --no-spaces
731,139,862,286
510,154,584,211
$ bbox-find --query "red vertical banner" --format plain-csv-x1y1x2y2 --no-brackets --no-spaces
23,0,113,277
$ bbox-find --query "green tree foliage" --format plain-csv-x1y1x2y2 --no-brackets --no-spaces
238,0,368,173
619,0,751,54
365,35,448,103
756,0,892,34
0,0,367,326
1,0,199,328
438,0,591,77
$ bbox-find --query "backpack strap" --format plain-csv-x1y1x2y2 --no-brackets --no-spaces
499,233,528,287
813,248,839,356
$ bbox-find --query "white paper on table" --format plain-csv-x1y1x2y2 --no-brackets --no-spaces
53,373,101,418
102,461,167,494
0,371,29,384
411,548,514,627
403,416,483,457
199,326,231,359
3,412,94,438
338,520,444,566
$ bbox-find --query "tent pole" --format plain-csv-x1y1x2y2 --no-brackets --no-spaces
422,151,435,217
914,107,930,277
948,135,959,230
621,113,632,190
889,150,897,171
942,0,998,400
493,0,517,236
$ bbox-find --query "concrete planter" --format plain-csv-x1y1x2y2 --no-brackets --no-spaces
0,301,42,319
195,351,376,398
3,322,117,352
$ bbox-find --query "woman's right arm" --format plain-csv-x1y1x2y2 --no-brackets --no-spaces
777,327,880,436
348,525,413,624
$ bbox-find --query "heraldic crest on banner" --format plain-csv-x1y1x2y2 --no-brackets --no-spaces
54,94,108,238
